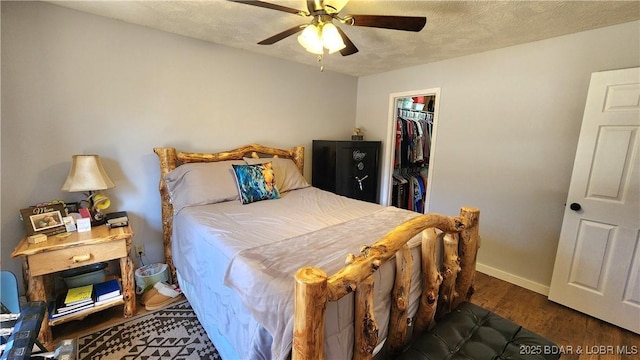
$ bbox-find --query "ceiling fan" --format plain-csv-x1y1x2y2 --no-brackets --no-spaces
228,0,427,56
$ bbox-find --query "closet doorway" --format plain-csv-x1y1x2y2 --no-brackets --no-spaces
381,88,440,213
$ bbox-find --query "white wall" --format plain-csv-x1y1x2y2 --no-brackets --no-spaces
356,21,640,294
1,1,358,291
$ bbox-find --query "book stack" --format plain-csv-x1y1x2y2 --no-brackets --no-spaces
93,278,123,305
49,279,123,319
50,284,94,319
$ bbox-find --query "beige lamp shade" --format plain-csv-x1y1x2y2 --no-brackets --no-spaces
61,155,115,192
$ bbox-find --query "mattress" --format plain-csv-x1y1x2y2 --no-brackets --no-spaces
172,187,424,359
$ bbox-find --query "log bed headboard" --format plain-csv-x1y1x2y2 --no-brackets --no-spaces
153,144,480,360
153,144,305,284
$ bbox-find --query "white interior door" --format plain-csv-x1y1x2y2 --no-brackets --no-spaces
549,67,640,334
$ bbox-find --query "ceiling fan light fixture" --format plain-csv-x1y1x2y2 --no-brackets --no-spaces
321,22,346,54
232,0,428,58
297,24,323,54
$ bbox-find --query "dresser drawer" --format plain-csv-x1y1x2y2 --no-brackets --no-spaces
28,239,127,277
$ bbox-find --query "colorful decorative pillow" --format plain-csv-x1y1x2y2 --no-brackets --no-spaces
243,157,310,193
232,163,281,204
165,160,246,213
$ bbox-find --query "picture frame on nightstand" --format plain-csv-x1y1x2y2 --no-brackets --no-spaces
20,203,67,236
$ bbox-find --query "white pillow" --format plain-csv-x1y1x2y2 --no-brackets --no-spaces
165,160,246,213
243,157,309,193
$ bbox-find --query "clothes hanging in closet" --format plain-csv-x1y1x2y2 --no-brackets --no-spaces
393,113,433,213
394,116,433,169
392,168,428,213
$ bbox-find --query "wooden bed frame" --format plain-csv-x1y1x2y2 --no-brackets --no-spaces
154,144,480,360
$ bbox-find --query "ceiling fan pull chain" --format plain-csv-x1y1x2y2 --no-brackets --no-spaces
317,54,324,72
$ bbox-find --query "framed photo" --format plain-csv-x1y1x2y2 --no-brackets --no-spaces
65,201,79,214
20,203,67,236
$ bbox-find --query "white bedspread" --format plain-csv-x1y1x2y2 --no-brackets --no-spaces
224,207,419,359
172,187,422,359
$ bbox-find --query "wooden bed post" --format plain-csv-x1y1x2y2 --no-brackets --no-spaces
354,275,378,360
153,147,179,285
293,267,328,360
413,228,443,336
292,146,305,175
453,206,480,309
385,244,413,355
437,233,461,317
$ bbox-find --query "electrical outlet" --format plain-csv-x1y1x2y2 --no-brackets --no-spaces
135,244,145,256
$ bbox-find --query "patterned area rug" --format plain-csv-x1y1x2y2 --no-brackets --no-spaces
77,300,221,359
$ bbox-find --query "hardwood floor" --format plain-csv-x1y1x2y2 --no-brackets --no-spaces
471,272,639,360
51,272,639,359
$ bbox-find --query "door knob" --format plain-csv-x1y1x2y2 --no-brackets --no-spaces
570,203,582,211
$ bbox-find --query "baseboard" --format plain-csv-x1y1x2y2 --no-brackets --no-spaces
476,262,550,296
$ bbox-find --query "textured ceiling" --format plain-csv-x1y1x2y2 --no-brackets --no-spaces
47,0,640,77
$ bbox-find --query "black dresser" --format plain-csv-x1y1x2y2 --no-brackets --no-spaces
312,140,381,203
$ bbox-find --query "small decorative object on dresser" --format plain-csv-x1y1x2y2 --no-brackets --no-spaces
351,127,364,140
19,203,67,237
27,234,47,244
76,217,92,233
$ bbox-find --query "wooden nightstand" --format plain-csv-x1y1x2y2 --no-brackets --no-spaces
11,224,136,348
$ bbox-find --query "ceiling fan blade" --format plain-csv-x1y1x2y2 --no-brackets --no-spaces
228,0,306,16
336,26,358,56
257,25,305,45
346,15,427,32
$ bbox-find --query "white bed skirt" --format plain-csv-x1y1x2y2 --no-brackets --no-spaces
177,270,273,359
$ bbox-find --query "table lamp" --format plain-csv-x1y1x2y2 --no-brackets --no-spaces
61,155,115,225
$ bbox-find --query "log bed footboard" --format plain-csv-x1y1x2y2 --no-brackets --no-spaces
293,207,480,360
